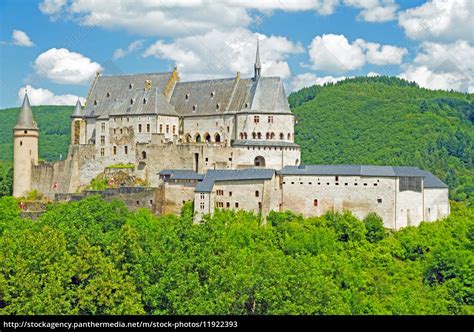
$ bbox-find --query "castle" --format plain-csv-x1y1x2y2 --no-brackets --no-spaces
13,43,450,229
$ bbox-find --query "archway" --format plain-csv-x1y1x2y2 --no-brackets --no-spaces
215,133,221,142
142,151,147,159
254,156,266,167
195,133,201,143
204,133,211,142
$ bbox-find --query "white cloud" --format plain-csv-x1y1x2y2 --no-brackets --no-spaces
18,85,85,106
345,0,398,22
39,0,66,15
37,0,351,37
367,71,380,77
308,34,407,73
290,72,346,91
398,0,474,42
143,28,303,80
398,40,474,93
12,30,34,47
34,48,102,85
113,40,144,60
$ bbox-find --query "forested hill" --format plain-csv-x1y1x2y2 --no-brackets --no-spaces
0,105,73,162
289,76,473,205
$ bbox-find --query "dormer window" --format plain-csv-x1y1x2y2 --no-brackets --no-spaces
245,103,249,108
129,83,133,90
210,91,215,98
192,104,197,112
216,103,220,110
130,98,134,105
106,92,110,98
185,93,189,100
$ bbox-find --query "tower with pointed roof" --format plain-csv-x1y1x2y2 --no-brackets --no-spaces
71,99,86,145
254,39,261,80
13,93,39,197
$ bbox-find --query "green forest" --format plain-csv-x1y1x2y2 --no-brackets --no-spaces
0,76,472,315
0,196,472,314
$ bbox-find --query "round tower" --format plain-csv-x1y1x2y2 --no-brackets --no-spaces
13,93,38,198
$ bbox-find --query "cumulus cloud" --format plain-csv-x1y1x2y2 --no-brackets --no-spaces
34,48,102,85
113,40,144,60
12,30,34,47
399,40,473,92
344,0,398,22
398,0,474,42
308,34,407,73
143,28,303,80
290,72,346,91
18,85,85,106
39,0,66,15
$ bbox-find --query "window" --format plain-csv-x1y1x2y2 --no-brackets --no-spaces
20,141,22,146
252,132,256,139
192,105,197,111
124,146,128,154
280,133,284,140
129,83,133,89
287,133,291,140
216,202,224,208
166,125,169,134
216,104,220,110
113,128,117,134
138,124,142,133
100,136,105,145
113,146,117,155
377,199,382,204
399,177,422,192
226,202,230,208
159,124,163,133
101,122,105,132
120,128,123,134
100,148,105,157
374,183,378,186
244,133,248,139
216,190,223,196
229,191,232,197
172,125,176,134
235,202,239,208
245,103,249,108
143,98,146,104
142,151,147,159
200,193,205,200
147,124,150,133
313,199,318,207
257,132,262,139
106,92,110,98
200,202,205,210
335,176,339,182
185,93,189,100
268,116,273,123
255,191,259,197
364,183,368,186
210,91,215,98
94,100,97,106
254,116,259,124
130,98,134,105
258,202,262,210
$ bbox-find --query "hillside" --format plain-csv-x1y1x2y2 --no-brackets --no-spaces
290,76,474,205
0,105,73,162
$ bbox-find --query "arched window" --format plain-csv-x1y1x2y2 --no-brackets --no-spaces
254,156,265,167
244,133,248,139
271,132,275,139
215,133,221,142
280,132,284,140
204,133,211,142
287,133,291,140
185,134,192,143
195,133,201,143
252,132,256,139
142,151,147,159
240,133,244,139
257,132,262,139
266,132,270,139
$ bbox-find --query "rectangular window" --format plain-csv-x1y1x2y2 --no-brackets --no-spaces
235,202,239,208
216,190,223,196
166,125,169,134
255,191,259,197
313,199,318,207
138,124,142,133
200,202,205,210
124,146,128,154
113,146,117,155
146,124,150,133
229,191,232,197
268,116,273,124
101,122,106,132
254,116,259,124
200,193,205,200
100,148,105,157
100,136,105,146
159,124,163,133
226,202,230,208
377,199,382,204
173,125,176,134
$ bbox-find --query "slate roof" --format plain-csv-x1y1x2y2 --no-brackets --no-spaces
15,94,38,130
71,99,83,118
159,169,205,181
279,165,448,189
232,140,300,147
195,169,275,192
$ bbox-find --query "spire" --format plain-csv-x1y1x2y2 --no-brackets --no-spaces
14,93,38,130
254,39,261,80
71,98,83,118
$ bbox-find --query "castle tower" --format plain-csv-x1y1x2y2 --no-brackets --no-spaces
71,99,86,145
13,93,39,197
254,39,261,80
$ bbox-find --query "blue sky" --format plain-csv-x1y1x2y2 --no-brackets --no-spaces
0,0,472,108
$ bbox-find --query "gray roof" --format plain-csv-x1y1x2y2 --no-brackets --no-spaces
250,77,291,113
71,99,83,118
195,169,275,192
83,72,174,118
420,171,449,188
159,169,204,181
232,140,300,148
279,165,448,188
14,94,38,130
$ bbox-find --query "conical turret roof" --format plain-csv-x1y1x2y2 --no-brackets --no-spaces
71,99,83,118
14,93,38,130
